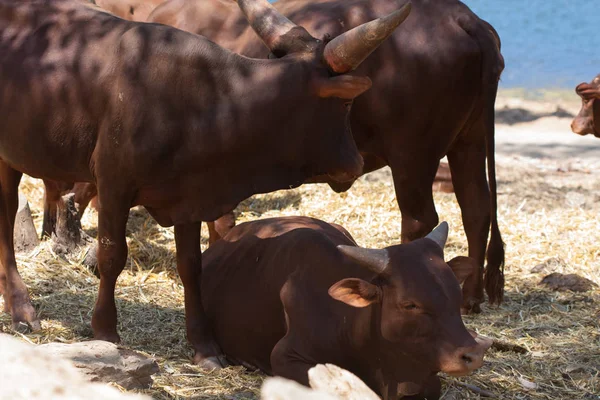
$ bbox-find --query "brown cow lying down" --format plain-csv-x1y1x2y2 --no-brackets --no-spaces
572,74,600,138
201,217,491,399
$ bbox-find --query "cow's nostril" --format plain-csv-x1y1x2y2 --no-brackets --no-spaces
461,354,473,364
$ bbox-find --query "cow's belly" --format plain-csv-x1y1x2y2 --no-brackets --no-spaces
0,78,98,181
0,126,96,183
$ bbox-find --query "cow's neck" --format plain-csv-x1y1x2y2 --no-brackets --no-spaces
344,302,428,397
338,304,388,394
182,50,314,171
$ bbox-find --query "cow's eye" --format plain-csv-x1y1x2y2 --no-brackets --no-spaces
403,303,419,311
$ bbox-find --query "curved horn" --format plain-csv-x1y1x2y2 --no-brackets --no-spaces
337,245,389,274
425,222,449,249
235,0,298,51
323,2,412,74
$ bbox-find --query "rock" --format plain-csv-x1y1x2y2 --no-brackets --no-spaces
261,364,379,400
13,193,39,253
565,191,586,208
308,364,379,400
540,273,598,292
0,333,150,400
530,257,566,274
39,340,159,390
261,377,336,400
51,193,93,255
517,376,538,391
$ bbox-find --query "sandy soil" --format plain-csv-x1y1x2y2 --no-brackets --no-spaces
494,95,600,163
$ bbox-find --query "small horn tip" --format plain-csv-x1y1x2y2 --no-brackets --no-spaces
395,2,412,18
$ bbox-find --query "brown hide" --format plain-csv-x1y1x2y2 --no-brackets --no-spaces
148,0,505,311
201,216,490,398
93,0,165,22
572,74,600,138
0,0,410,366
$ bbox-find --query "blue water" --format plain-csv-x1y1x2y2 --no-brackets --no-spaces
464,0,600,89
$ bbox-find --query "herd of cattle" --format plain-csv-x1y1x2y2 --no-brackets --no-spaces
0,0,597,398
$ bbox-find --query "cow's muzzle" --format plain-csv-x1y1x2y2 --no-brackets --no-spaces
571,117,595,136
440,333,492,377
327,153,364,183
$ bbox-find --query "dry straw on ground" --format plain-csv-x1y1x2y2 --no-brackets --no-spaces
1,154,599,399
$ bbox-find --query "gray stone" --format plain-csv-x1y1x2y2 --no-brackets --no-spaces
0,334,150,400
39,340,159,390
540,273,598,292
261,364,378,400
14,193,39,253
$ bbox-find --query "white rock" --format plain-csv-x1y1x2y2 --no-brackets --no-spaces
261,364,379,400
0,334,150,400
39,340,159,390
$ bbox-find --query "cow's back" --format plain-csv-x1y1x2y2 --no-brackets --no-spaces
0,0,128,181
201,216,360,372
147,0,248,50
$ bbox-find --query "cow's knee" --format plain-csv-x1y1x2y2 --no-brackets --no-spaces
400,375,441,400
401,212,439,243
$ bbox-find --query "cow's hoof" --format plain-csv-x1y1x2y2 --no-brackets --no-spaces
193,354,228,370
12,319,41,333
10,301,40,332
461,301,482,315
94,331,121,343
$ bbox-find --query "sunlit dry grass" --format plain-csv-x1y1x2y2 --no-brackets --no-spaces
1,154,599,399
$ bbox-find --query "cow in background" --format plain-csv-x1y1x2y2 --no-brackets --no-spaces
572,74,600,137
89,0,165,22
148,0,506,312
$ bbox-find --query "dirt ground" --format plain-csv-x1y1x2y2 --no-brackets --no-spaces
1,92,599,399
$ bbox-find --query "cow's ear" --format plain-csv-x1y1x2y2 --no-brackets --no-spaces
314,75,372,99
328,278,381,307
447,256,477,285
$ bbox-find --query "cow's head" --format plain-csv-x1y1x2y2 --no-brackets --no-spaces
329,223,491,382
235,0,411,182
572,75,600,138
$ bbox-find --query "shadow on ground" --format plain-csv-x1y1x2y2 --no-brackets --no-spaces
496,106,574,125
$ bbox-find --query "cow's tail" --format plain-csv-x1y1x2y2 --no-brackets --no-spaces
459,17,506,304
479,21,505,305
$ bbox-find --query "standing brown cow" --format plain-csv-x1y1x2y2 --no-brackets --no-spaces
572,74,600,137
148,0,506,312
0,0,410,366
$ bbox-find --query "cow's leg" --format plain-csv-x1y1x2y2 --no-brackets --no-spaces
447,133,489,314
0,162,38,330
400,375,441,400
271,337,313,386
390,159,440,243
174,222,223,368
72,182,98,218
206,211,235,246
90,188,131,342
42,180,71,238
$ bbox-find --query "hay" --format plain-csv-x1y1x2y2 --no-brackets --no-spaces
1,154,599,399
